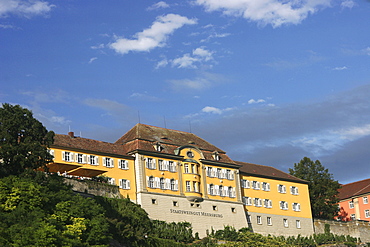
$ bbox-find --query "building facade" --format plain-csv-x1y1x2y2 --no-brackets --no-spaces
48,123,314,237
337,178,370,222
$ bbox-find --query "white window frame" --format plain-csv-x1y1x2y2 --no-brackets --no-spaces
186,181,191,192
254,198,262,207
169,161,176,172
184,164,190,173
365,209,370,218
349,200,354,209
103,157,114,168
262,182,270,191
243,196,253,206
160,178,166,190
89,155,99,166
290,186,299,195
264,199,272,208
241,179,250,189
350,214,356,221
148,176,155,188
267,217,272,226
363,196,368,204
278,184,286,193
283,219,289,228
119,179,130,189
146,158,156,170
119,159,128,169
257,216,262,225
252,181,260,190
296,220,301,229
292,202,301,212
280,201,288,210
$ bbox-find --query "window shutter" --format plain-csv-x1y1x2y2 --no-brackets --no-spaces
70,153,75,162
145,158,148,168
166,178,170,190
156,177,160,188
232,188,236,198
267,183,270,191
215,185,219,195
102,157,106,167
82,154,86,164
111,159,114,167
175,180,178,191
164,160,169,171
283,185,286,193
87,155,91,164
62,151,66,161
246,180,250,188
146,176,149,187
207,184,210,194
295,187,299,195
126,180,130,189
153,159,156,169
95,156,99,165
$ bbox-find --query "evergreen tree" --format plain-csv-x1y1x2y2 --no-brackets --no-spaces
289,157,341,219
0,103,54,177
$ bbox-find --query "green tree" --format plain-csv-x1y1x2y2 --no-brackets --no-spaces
289,157,341,219
0,103,54,177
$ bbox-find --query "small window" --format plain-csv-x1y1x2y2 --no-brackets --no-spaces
296,220,301,229
173,201,178,207
119,179,130,189
290,186,299,195
363,197,368,204
349,200,354,209
241,179,250,189
278,184,286,193
146,158,156,169
280,201,288,210
169,161,176,172
187,151,194,158
148,176,155,188
292,203,301,212
283,219,289,227
350,214,356,221
186,181,191,192
103,157,114,168
365,209,370,218
231,207,236,213
119,159,128,169
267,217,272,225
262,182,270,191
252,181,260,190
184,164,190,173
243,196,252,206
257,216,262,224
160,178,165,190
152,199,157,205
212,205,217,211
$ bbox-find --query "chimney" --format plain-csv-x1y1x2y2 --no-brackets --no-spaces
68,132,74,138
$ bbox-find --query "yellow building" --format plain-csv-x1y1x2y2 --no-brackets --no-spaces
48,123,314,237
237,161,314,236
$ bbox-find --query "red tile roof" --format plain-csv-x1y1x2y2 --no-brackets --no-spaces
52,134,130,157
235,161,308,184
338,178,370,200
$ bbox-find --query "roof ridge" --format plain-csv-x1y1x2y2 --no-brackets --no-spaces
137,123,193,135
342,178,370,186
55,133,115,145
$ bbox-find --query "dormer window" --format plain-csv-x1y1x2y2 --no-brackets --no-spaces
186,151,194,158
212,151,220,161
154,143,163,152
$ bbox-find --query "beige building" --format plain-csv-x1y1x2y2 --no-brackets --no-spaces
48,123,314,237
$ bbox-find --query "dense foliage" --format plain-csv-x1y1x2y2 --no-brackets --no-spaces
289,157,341,219
0,103,54,177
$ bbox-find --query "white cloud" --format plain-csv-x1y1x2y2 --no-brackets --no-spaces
88,57,97,64
170,47,214,69
109,14,197,55
155,58,169,69
195,0,331,28
172,53,199,68
333,124,370,140
147,1,170,11
248,99,265,104
168,71,225,90
332,66,347,71
91,44,105,49
0,23,16,29
202,106,223,114
129,92,161,101
341,0,355,9
0,0,55,18
363,47,370,56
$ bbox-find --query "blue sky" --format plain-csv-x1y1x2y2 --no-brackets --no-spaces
1,0,369,184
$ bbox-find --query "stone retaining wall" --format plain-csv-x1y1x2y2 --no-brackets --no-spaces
64,178,122,199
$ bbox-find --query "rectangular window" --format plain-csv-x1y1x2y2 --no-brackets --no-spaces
217,168,222,178
77,153,83,163
283,219,289,228
252,181,260,190
292,203,301,212
184,164,189,173
365,210,370,218
103,157,114,168
243,197,252,206
89,155,98,165
119,179,130,189
146,158,156,169
226,169,233,180
231,207,236,213
212,205,217,211
262,182,270,191
349,201,354,209
254,198,262,207
169,161,176,172
241,179,250,188
264,199,272,208
119,159,128,169
363,197,368,204
173,201,178,207
267,217,272,225
278,184,286,193
350,214,356,220
63,151,72,162
158,160,164,170
186,181,191,192
257,216,262,225
207,167,212,177
290,186,299,195
280,201,288,210
296,220,301,229
152,199,157,205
